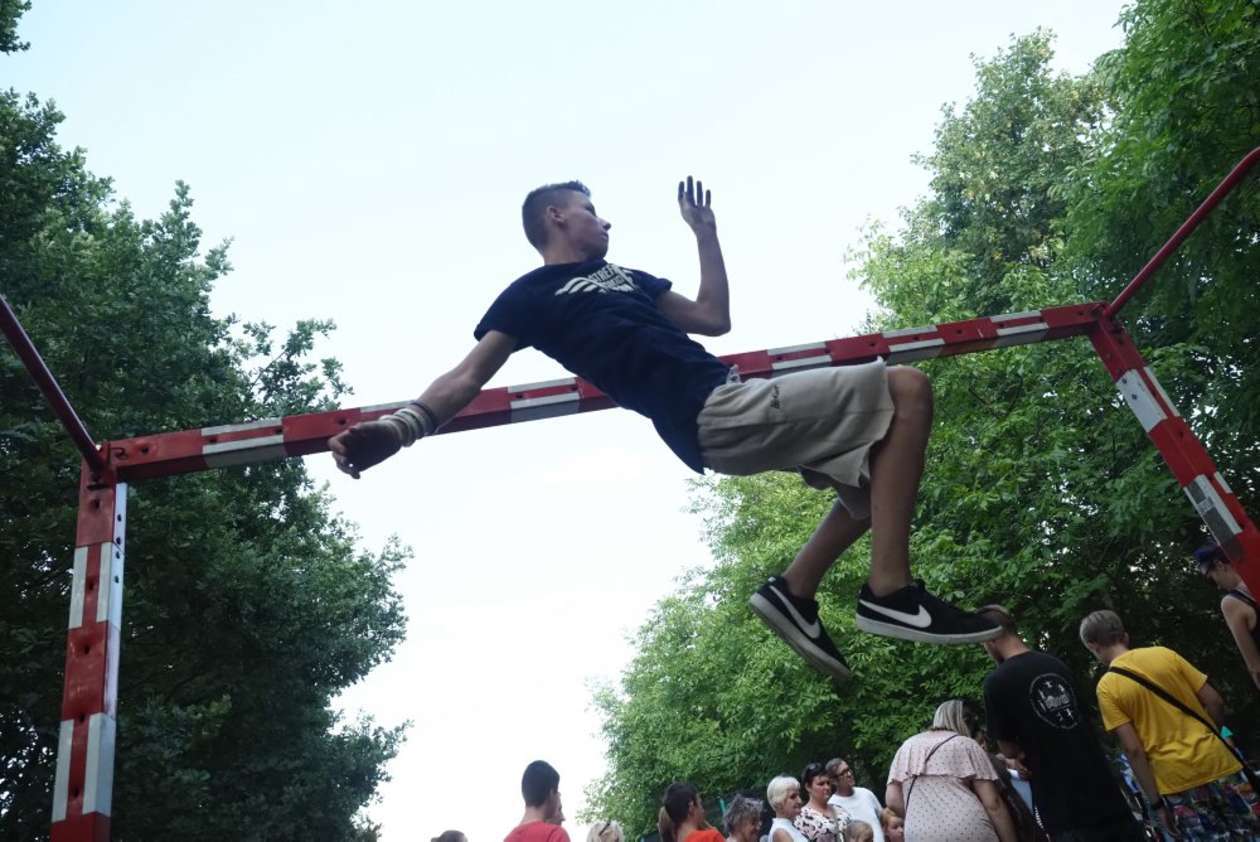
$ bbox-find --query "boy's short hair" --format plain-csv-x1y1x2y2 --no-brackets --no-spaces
1079,609,1127,648
522,759,560,807
522,181,590,249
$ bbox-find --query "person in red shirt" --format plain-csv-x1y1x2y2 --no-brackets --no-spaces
658,782,724,842
505,760,569,842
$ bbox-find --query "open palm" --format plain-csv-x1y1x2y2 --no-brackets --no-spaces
678,175,715,231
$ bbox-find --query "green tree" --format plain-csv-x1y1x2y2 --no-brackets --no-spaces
1,71,406,842
0,0,29,54
588,12,1260,835
1064,0,1260,489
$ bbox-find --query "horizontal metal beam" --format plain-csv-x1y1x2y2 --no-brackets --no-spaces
105,302,1106,481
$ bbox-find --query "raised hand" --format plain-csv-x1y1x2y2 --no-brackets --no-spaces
677,175,715,233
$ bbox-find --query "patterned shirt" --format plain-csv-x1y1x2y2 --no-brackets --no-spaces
794,803,849,842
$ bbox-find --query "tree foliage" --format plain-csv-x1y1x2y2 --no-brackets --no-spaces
588,5,1260,836
1,51,407,842
0,0,29,54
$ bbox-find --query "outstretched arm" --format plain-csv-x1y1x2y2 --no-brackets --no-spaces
328,329,517,477
656,175,730,336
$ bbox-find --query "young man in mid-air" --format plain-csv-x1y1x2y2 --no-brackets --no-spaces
329,178,999,678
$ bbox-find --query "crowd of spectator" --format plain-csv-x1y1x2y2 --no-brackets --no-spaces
445,594,1260,842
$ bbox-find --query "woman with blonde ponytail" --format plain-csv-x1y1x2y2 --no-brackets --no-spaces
658,782,724,842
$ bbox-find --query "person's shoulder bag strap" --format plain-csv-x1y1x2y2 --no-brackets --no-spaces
1107,665,1259,791
904,733,959,818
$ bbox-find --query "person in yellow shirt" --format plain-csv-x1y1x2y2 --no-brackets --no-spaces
1079,609,1257,839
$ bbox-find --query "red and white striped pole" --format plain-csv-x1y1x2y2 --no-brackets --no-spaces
50,466,127,842
1089,317,1260,587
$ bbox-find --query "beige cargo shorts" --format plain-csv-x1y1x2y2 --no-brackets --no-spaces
696,360,895,519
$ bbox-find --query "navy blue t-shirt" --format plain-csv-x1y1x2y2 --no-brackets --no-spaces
473,260,730,472
983,650,1134,833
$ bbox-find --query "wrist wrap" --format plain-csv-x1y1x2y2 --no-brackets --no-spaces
384,400,439,447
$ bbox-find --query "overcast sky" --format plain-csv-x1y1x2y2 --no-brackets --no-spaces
8,2,1129,839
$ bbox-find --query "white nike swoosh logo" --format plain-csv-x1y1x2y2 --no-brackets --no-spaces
768,584,822,638
859,599,933,628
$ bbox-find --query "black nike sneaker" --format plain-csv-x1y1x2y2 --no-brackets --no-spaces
749,576,851,680
854,579,1001,644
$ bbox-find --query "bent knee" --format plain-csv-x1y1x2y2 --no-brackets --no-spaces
887,365,932,403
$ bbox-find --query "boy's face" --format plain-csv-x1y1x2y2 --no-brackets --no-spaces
1202,560,1238,591
552,192,610,259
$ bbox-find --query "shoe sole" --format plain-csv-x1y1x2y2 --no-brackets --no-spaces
749,592,851,680
854,614,1003,644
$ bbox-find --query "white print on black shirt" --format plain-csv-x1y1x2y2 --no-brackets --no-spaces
554,263,639,296
1029,673,1080,730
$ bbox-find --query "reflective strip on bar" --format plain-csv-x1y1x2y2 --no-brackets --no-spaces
201,417,281,436
510,391,581,422
507,376,578,394
202,434,288,468
1185,475,1243,541
993,322,1049,347
68,546,88,630
1144,367,1182,418
1115,370,1168,432
83,712,115,815
882,325,936,339
886,338,945,363
767,341,826,356
97,541,119,624
52,719,73,821
771,354,831,372
990,309,1042,322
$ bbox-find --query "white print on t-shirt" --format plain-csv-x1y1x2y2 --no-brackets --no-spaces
1029,673,1080,729
554,263,639,296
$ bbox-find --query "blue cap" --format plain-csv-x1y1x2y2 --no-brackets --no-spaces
1194,543,1225,570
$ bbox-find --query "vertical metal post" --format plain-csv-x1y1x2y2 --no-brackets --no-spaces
50,463,127,842
1089,318,1260,591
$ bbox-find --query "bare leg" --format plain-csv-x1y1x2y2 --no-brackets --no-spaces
867,366,933,596
781,366,933,600
782,502,869,599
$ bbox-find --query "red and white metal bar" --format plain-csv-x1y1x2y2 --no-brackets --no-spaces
104,303,1101,481
0,295,107,476
49,468,127,841
1105,146,1260,318
0,146,1249,842
1089,318,1260,571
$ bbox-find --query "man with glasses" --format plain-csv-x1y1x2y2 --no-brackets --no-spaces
824,757,884,842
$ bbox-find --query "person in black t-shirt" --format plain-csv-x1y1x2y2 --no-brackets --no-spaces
329,178,999,679
1196,543,1260,692
977,606,1141,842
